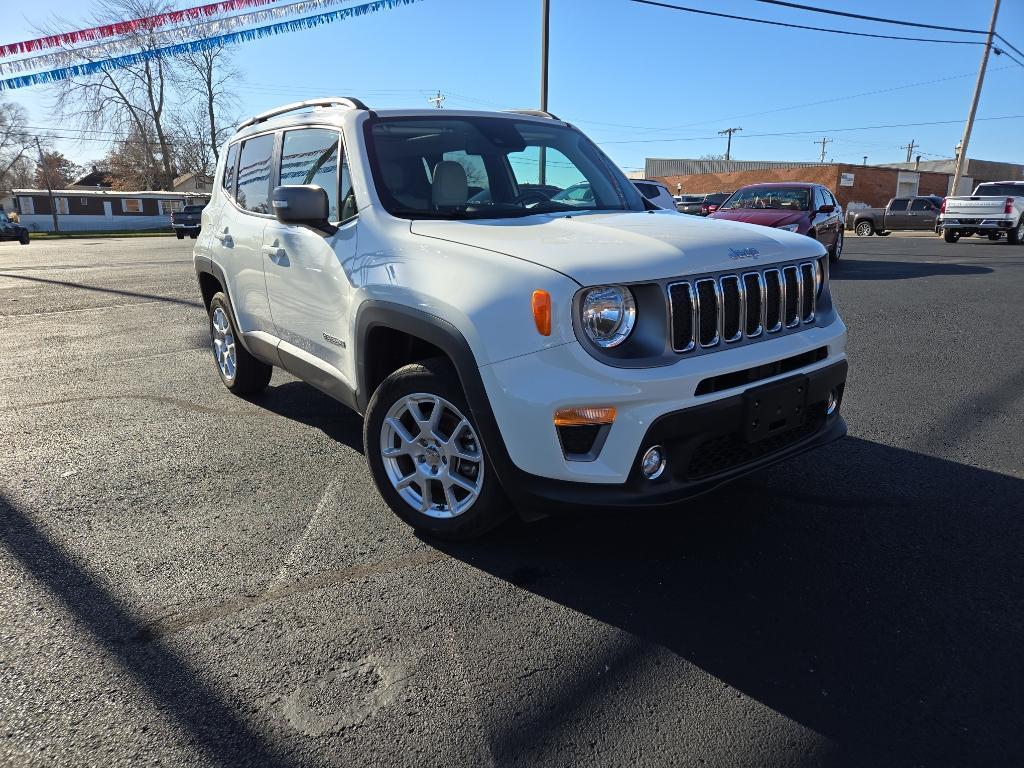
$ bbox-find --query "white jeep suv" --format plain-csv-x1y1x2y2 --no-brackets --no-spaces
195,98,848,539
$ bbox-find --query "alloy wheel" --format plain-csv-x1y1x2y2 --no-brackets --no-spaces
379,393,484,518
211,306,237,382
855,222,872,237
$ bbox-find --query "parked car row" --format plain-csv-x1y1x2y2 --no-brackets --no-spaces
673,191,732,216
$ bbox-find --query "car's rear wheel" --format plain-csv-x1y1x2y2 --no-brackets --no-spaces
19,232,29,245
364,358,512,540
829,229,844,263
944,229,960,243
207,292,272,395
854,221,873,237
176,231,185,240
1007,218,1023,245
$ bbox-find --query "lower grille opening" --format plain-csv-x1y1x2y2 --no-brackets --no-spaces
686,413,825,480
694,347,829,396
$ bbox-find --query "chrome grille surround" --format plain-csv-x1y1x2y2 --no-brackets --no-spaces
669,261,820,354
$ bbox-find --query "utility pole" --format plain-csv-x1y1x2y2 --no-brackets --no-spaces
427,90,445,108
539,0,550,185
863,155,868,166
718,127,742,161
34,137,59,234
951,0,1000,196
815,136,833,163
900,139,918,163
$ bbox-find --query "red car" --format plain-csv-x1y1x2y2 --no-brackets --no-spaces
710,183,845,262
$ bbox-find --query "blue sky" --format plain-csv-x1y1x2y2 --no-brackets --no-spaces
4,0,1023,172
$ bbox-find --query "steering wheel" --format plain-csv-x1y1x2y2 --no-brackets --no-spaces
512,191,552,208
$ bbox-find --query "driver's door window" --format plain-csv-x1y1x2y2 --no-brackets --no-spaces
279,128,340,221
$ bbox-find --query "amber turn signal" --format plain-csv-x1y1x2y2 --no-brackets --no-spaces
553,406,616,427
532,290,551,336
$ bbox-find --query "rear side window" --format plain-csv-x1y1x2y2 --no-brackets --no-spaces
222,143,238,196
634,182,659,200
279,128,340,221
889,199,909,211
236,134,275,214
910,199,933,211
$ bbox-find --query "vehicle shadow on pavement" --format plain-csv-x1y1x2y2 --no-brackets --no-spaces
436,437,1024,765
0,492,304,768
253,380,364,453
830,260,991,281
0,272,203,308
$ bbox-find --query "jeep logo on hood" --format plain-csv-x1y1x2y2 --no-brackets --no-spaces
728,247,761,261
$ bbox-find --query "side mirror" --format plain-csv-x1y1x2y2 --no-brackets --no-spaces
817,204,835,213
271,185,337,235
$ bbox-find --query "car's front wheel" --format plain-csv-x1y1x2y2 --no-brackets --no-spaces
207,292,272,395
364,358,512,539
176,231,185,239
19,232,29,245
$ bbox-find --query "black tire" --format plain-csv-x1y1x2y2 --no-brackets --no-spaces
828,229,844,264
988,233,1002,241
944,229,960,243
207,292,272,395
1007,217,1023,245
189,232,198,239
176,231,185,240
19,232,29,245
364,358,512,540
854,220,873,237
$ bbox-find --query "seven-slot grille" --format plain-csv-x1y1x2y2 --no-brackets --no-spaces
669,261,819,353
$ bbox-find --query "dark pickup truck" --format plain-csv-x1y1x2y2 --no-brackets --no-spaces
171,204,206,239
846,195,943,236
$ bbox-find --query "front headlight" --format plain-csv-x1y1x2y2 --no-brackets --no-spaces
580,285,637,348
778,223,800,232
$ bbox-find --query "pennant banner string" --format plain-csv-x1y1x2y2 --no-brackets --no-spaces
0,0,283,59
0,0,422,91
0,0,363,76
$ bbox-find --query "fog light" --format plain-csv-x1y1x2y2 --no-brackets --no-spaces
826,389,839,415
640,445,666,480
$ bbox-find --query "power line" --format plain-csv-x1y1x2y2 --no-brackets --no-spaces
628,0,986,45
750,0,987,35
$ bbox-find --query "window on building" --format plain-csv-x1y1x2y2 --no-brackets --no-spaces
122,198,143,213
236,133,275,214
54,197,69,215
278,128,340,220
160,199,183,215
20,197,35,215
79,197,90,206
889,199,909,211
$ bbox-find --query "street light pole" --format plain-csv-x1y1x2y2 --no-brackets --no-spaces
539,0,550,185
950,0,1000,196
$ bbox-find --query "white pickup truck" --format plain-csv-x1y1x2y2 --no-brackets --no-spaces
939,181,1024,244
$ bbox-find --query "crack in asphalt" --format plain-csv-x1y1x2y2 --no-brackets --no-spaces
129,549,449,644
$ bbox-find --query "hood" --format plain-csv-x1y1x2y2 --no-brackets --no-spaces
409,210,824,286
709,208,807,229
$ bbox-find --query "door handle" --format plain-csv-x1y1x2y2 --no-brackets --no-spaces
262,244,282,259
214,230,232,245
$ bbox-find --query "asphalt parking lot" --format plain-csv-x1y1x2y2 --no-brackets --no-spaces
2,232,1023,767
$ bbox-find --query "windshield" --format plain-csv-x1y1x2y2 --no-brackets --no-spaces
973,183,1024,197
721,187,809,211
366,116,645,219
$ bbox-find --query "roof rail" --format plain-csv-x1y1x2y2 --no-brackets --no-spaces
504,109,561,121
237,97,369,130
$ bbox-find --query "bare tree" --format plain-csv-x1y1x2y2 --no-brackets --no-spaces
175,45,240,165
0,100,34,191
43,0,181,189
170,106,215,177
